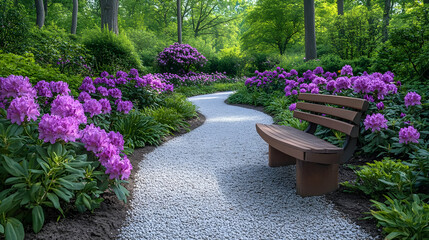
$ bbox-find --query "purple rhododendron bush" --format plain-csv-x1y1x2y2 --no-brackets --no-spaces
156,43,238,88
0,68,179,238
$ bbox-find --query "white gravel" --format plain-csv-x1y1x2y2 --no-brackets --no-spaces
118,91,371,240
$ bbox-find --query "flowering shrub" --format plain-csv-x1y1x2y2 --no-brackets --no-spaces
0,75,131,239
243,65,428,159
157,43,207,74
155,71,235,87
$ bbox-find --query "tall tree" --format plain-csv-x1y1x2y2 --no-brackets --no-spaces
241,0,303,55
35,0,45,28
304,0,317,60
71,0,78,34
382,0,391,42
337,0,343,15
100,0,119,34
177,0,182,43
43,0,48,17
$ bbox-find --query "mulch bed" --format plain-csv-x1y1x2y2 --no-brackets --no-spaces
26,103,383,239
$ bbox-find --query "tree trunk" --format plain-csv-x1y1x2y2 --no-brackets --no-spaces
100,0,119,34
304,0,317,61
382,0,391,42
35,0,45,28
71,0,78,34
177,0,182,43
44,0,48,17
337,0,344,15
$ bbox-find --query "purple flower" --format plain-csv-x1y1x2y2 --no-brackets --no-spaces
289,103,297,111
7,96,40,125
108,131,124,150
80,124,110,153
364,95,374,103
99,98,111,114
50,81,71,95
116,100,133,114
83,99,102,117
100,71,109,78
326,80,336,91
312,77,327,85
341,65,353,76
313,66,324,75
97,86,109,96
399,126,420,144
311,88,320,94
400,113,406,118
104,154,132,180
116,71,128,78
79,77,96,93
0,75,36,99
291,89,298,95
108,88,122,99
34,80,53,98
51,95,87,124
404,92,421,108
129,68,139,77
290,69,298,75
78,91,91,102
364,113,388,132
335,77,351,92
38,114,80,144
376,102,384,110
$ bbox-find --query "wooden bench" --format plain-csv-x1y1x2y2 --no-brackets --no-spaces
256,93,368,196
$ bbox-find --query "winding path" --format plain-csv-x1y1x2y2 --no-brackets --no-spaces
119,92,370,240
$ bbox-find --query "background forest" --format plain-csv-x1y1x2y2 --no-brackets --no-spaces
0,0,427,88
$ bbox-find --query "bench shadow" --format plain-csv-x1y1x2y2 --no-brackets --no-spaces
215,163,304,214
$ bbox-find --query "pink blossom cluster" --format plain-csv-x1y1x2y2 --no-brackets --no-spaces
80,124,131,180
7,96,40,125
364,113,388,132
155,71,232,87
398,126,420,144
404,92,421,108
0,75,36,99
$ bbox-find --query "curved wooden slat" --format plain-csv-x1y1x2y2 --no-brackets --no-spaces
293,111,359,138
296,102,362,124
298,93,369,111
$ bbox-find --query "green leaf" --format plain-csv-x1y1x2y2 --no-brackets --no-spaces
4,177,24,185
0,223,4,234
46,193,61,211
82,195,92,210
2,156,25,177
52,188,73,202
57,178,84,191
0,193,18,214
5,218,24,240
36,146,49,161
32,205,45,233
386,231,405,239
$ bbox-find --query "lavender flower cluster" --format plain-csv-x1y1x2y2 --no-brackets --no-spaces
157,43,208,73
245,65,424,145
0,75,132,180
155,71,234,87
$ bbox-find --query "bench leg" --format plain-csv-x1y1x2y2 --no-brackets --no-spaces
296,160,339,197
268,146,296,167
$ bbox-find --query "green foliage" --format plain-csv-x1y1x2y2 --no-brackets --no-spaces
370,194,429,240
27,26,94,77
0,116,129,240
342,159,417,199
241,0,303,55
161,94,197,119
82,28,144,74
143,106,189,133
0,0,30,54
174,82,242,97
226,85,276,106
326,5,382,60
370,5,428,84
112,110,168,148
0,52,81,95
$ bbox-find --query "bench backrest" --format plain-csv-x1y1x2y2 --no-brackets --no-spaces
293,93,369,138
293,93,368,163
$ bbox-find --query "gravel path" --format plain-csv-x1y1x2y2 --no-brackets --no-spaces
119,91,371,240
